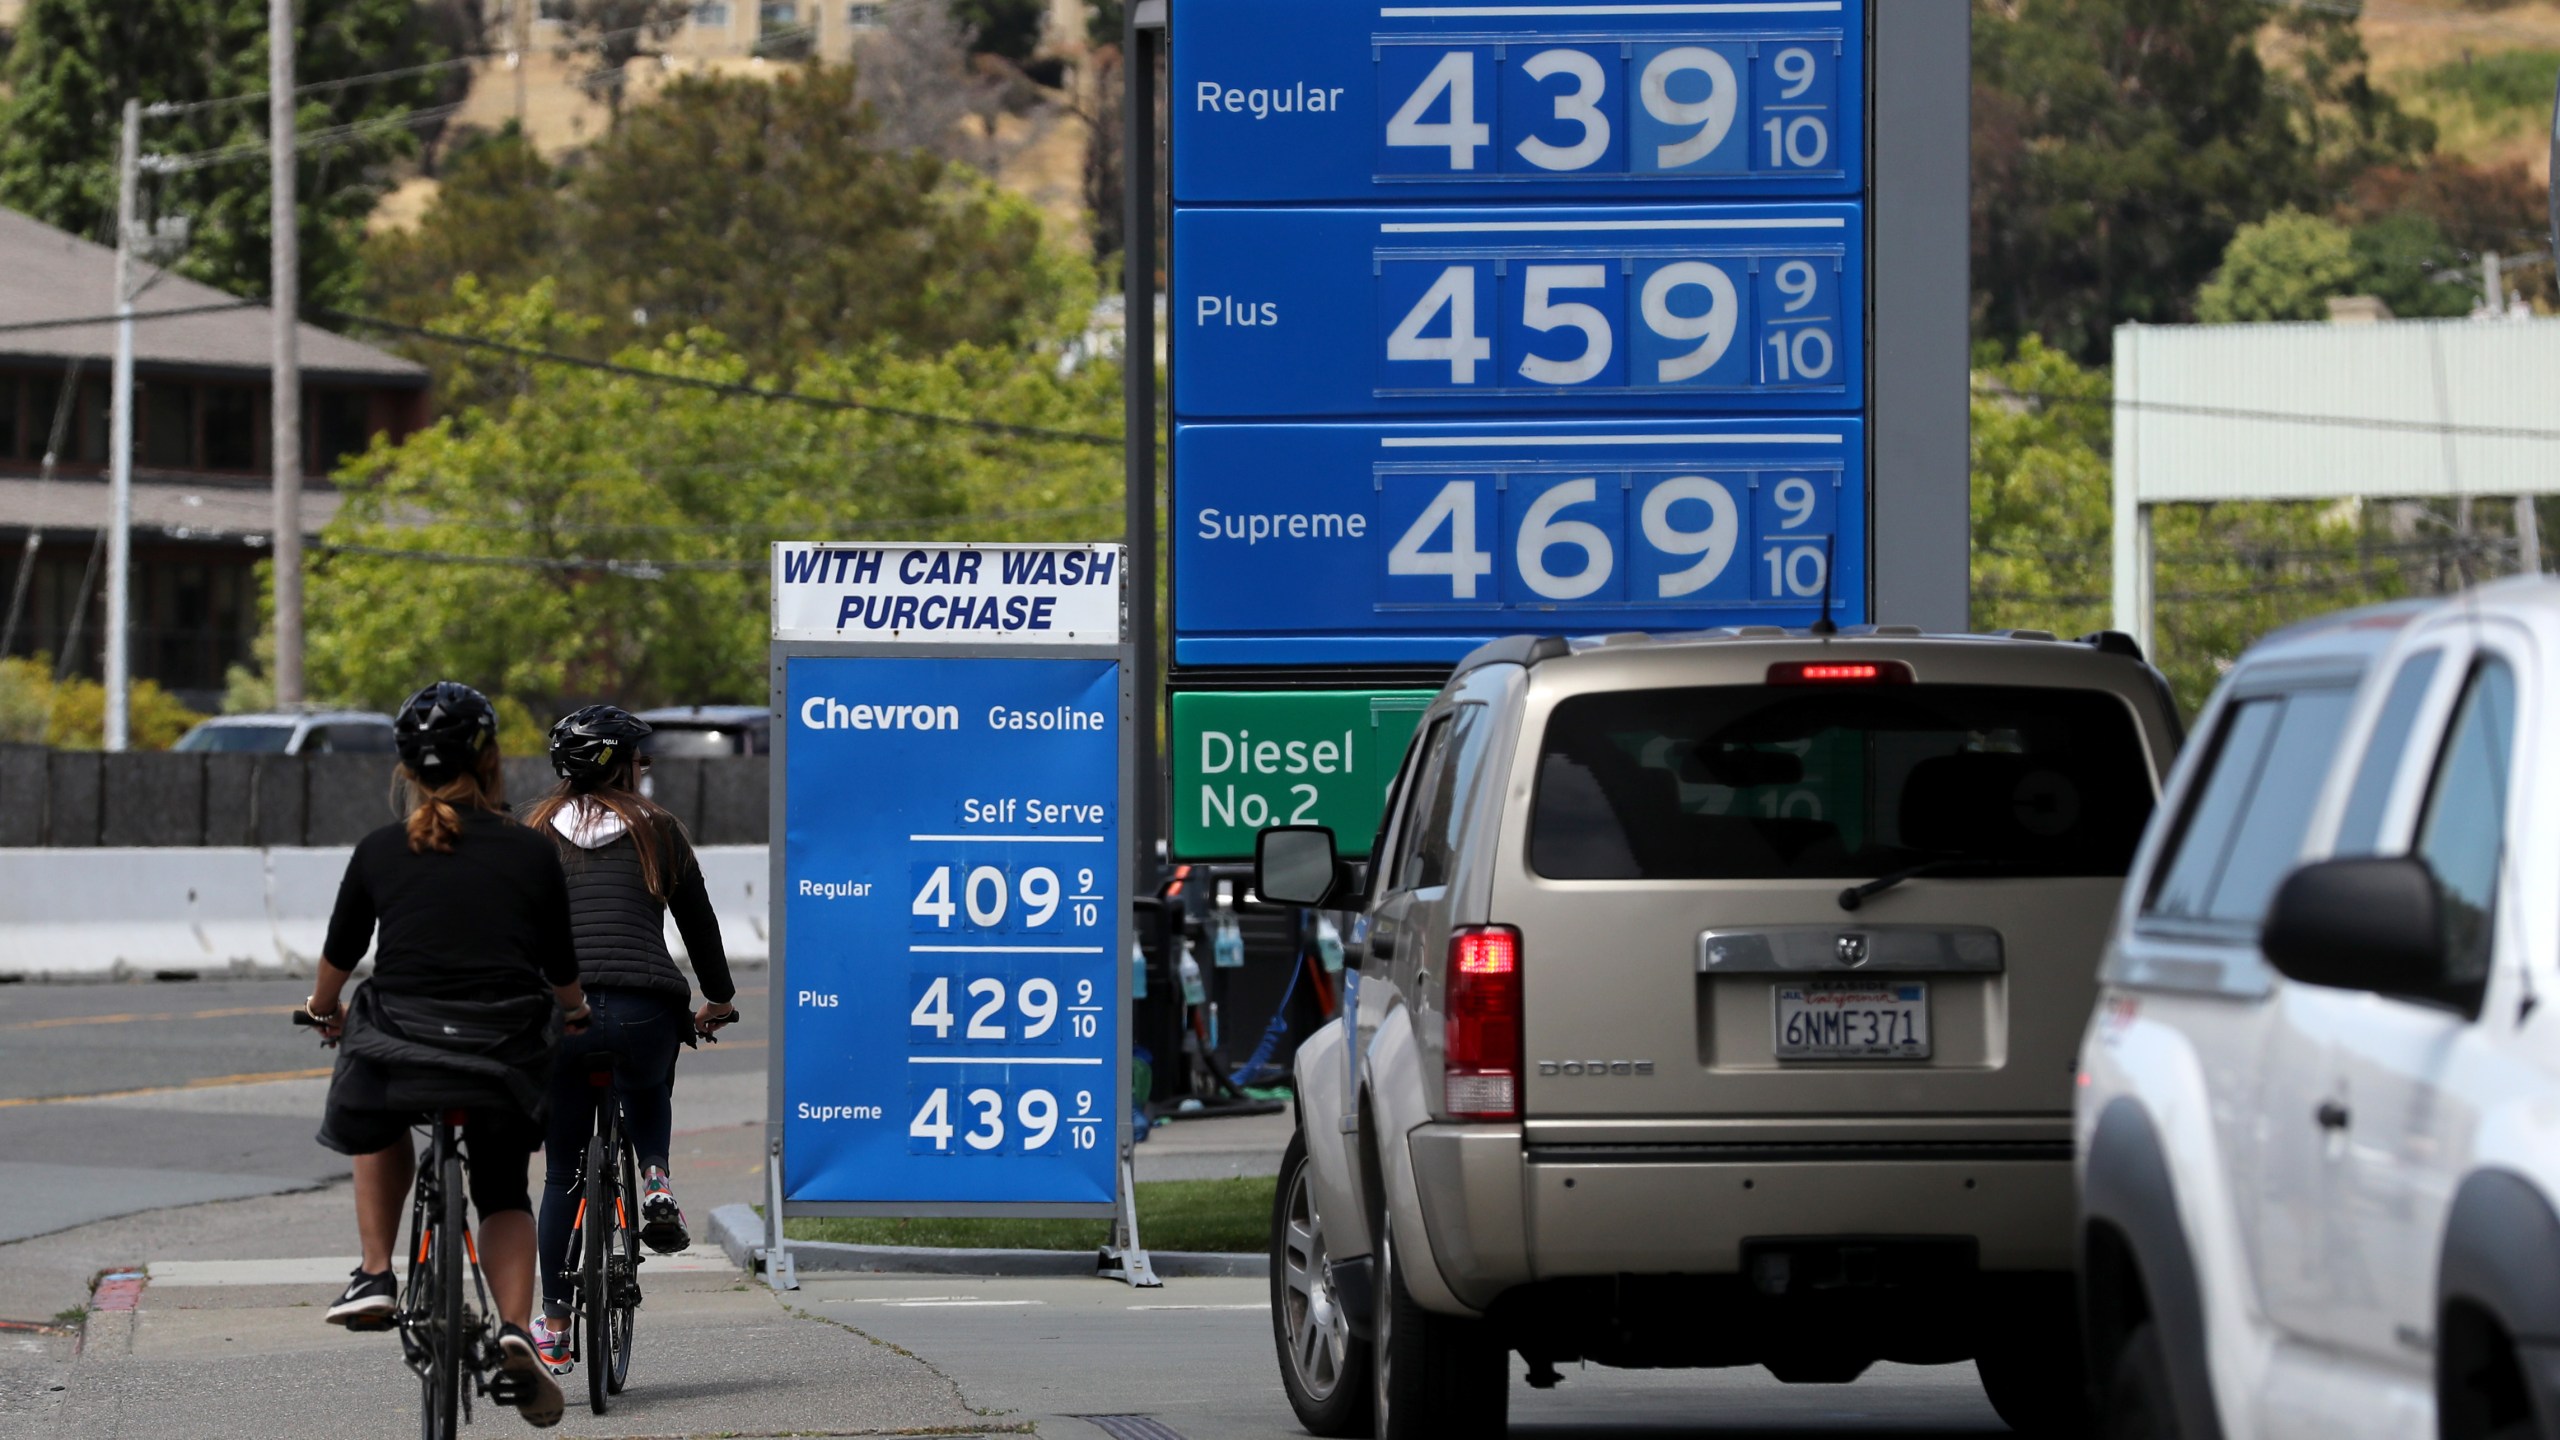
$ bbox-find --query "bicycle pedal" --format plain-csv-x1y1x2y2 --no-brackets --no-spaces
485,1372,535,1406
342,1314,399,1334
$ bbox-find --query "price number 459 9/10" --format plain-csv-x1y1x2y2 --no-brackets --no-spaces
1384,471,1833,607
910,1086,1103,1153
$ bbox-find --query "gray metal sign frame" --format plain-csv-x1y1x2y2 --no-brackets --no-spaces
759,631,1145,1285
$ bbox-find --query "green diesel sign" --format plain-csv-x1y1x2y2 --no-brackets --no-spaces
1170,690,1436,860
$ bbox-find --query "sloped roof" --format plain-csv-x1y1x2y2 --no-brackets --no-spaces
0,475,341,540
0,206,426,387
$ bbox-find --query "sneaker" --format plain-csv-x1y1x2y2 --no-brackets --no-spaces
325,1267,396,1328
532,1315,575,1376
639,1168,689,1254
495,1323,565,1428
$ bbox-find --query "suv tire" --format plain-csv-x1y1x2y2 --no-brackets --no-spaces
1977,1324,2094,1435
1373,1220,1507,1439
1272,1131,1373,1436
2101,1322,2181,1440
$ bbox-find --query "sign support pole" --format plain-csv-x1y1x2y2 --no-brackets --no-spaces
1123,3,1164,882
762,1133,797,1291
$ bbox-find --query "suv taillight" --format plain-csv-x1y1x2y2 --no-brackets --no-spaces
1444,926,1522,1120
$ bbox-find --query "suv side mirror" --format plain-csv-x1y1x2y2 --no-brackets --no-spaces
2261,856,2448,1000
1257,825,1347,909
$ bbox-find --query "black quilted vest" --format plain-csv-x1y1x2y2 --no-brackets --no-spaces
559,829,690,1005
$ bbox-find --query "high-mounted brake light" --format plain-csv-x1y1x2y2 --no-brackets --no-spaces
1445,926,1522,1120
1766,660,1914,685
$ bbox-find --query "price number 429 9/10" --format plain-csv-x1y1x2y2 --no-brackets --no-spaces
912,976,1104,1042
911,1085,1103,1153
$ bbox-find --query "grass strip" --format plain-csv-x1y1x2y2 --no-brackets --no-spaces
784,1176,1274,1254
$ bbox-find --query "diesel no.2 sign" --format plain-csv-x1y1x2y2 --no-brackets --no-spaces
780,654,1121,1206
1170,0,1864,203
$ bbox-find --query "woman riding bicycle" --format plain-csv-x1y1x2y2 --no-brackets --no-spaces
523,704,738,1374
305,681,588,1429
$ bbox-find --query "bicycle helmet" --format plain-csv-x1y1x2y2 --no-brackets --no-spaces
394,681,498,776
547,703,652,786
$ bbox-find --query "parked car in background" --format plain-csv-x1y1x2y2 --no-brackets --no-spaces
2080,584,2560,1440
633,704,768,757
1256,626,2182,1439
171,710,395,755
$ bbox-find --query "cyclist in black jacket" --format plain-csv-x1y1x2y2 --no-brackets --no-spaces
523,704,737,1374
306,681,586,1429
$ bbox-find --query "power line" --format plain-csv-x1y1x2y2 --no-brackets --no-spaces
144,103,469,174
315,306,1128,448
1976,383,2560,442
0,301,261,336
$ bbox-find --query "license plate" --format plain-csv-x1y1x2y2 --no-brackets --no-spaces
1774,981,1931,1060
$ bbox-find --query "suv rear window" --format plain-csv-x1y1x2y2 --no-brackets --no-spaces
1530,684,2154,881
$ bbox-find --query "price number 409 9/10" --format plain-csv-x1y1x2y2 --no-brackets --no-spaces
910,1085,1104,1153
912,863,1104,932
1384,471,1833,607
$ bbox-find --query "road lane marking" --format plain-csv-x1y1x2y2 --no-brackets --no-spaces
0,1066,333,1109
882,1299,1044,1308
0,1004,288,1031
1127,1304,1267,1311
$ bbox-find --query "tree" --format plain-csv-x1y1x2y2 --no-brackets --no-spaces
364,65,1091,376
2194,210,2360,323
1970,339,2425,715
854,0,999,163
0,0,448,308
362,125,562,324
303,286,1123,715
2346,213,2475,319
1972,0,2426,361
951,0,1046,64
546,0,690,121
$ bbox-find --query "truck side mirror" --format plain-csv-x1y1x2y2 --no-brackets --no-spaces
1257,825,1345,909
2261,856,2449,1002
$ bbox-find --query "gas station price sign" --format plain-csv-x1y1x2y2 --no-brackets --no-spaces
1171,0,1864,203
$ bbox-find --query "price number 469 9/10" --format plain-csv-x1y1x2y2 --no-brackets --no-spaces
910,1085,1103,1153
1382,470,1834,607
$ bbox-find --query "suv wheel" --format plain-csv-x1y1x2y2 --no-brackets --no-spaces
2099,1322,2181,1440
1272,1131,1373,1436
1373,1218,1507,1439
1977,1326,2094,1435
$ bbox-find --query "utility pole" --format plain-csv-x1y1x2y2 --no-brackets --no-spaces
104,99,139,753
2476,252,2543,574
512,0,529,128
271,0,305,707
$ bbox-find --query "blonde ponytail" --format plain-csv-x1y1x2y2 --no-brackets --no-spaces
397,744,507,853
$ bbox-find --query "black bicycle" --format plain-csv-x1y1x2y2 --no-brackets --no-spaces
296,1007,538,1440
564,1051,642,1415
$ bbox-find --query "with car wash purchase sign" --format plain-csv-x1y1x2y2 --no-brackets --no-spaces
766,543,1132,1234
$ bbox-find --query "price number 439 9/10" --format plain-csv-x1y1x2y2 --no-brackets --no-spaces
910,1085,1104,1153
1378,41,1837,177
1383,470,1835,607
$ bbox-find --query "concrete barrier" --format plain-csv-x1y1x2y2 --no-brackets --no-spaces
681,845,771,966
266,847,360,972
0,848,282,978
0,844,774,978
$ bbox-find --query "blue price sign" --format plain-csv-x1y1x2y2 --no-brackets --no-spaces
1174,205,1860,418
1170,0,1863,202
780,654,1121,1206
1172,419,1864,665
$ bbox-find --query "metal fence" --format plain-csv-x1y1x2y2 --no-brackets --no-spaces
0,746,769,847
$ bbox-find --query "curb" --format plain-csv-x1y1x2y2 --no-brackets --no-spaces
707,1203,1267,1280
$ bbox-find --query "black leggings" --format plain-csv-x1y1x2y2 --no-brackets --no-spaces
536,990,689,1310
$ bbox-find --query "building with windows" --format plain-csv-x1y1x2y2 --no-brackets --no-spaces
0,206,428,710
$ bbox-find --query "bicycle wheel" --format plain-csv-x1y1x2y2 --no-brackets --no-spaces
604,1133,639,1395
583,1131,612,1416
431,1137,467,1440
